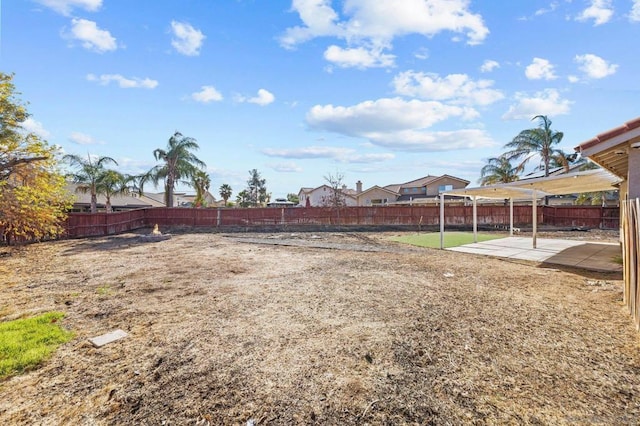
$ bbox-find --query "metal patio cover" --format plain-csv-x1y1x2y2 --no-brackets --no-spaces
443,168,621,200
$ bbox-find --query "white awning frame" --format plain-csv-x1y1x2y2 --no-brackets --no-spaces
439,169,622,249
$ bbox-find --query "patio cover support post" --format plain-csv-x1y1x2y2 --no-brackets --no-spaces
509,198,514,237
532,190,537,249
440,192,445,249
473,196,478,243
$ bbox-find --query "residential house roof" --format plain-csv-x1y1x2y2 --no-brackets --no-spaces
425,174,470,185
575,116,640,179
298,187,314,195
383,184,402,193
358,185,399,197
521,163,585,180
66,183,164,209
398,175,438,188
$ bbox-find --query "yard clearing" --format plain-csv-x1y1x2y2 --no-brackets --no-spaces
0,229,639,424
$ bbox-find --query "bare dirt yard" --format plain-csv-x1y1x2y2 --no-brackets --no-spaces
1,229,639,425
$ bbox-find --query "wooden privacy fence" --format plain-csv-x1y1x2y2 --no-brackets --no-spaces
542,206,619,229
621,199,640,330
64,205,619,239
64,209,146,238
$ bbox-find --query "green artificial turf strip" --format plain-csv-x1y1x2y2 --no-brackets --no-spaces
390,231,504,249
0,312,73,380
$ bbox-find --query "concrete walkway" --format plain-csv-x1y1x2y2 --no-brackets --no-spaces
448,237,622,272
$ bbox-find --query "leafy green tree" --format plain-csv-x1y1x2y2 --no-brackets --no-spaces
503,115,564,177
219,183,232,206
0,73,73,244
120,173,147,196
147,131,206,207
192,169,211,207
236,189,250,208
287,193,299,204
96,169,129,213
479,156,520,185
0,73,48,181
63,154,118,213
245,169,268,207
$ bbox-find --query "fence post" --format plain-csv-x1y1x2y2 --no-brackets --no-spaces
439,193,445,249
217,209,221,227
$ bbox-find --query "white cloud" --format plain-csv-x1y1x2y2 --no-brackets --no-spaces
576,0,614,25
87,73,158,89
268,162,304,173
324,45,395,68
348,153,396,163
262,146,395,163
69,131,104,145
392,71,504,106
304,97,494,152
567,75,580,83
361,128,496,152
170,21,205,56
307,98,477,135
67,18,117,53
263,146,353,159
236,89,275,106
631,0,640,21
534,2,559,17
21,118,51,139
116,157,158,175
280,0,488,67
191,86,223,103
574,53,618,79
480,59,499,73
525,57,557,80
502,89,572,120
35,0,101,16
279,0,344,47
413,47,429,60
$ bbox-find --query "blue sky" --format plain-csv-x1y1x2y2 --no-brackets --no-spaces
5,0,640,199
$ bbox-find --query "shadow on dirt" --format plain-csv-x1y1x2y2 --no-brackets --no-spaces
60,232,170,255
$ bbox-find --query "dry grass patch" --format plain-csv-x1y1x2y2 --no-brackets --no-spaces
0,231,638,424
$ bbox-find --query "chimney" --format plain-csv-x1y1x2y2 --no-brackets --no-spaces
356,180,362,194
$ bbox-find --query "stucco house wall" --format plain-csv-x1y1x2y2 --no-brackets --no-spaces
357,187,398,206
425,176,470,196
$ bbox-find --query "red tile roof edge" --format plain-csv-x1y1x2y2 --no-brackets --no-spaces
576,116,640,151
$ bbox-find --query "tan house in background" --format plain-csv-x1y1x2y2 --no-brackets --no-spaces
390,175,470,204
66,183,164,212
298,174,470,207
355,184,399,206
298,185,358,207
67,183,219,211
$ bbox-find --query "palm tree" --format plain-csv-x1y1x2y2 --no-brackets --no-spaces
236,189,250,208
549,150,581,173
503,115,564,177
64,154,118,213
479,156,520,186
219,183,232,206
192,169,211,207
96,169,128,213
147,131,206,207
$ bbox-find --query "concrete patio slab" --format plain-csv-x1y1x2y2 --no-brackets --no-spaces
448,237,622,272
